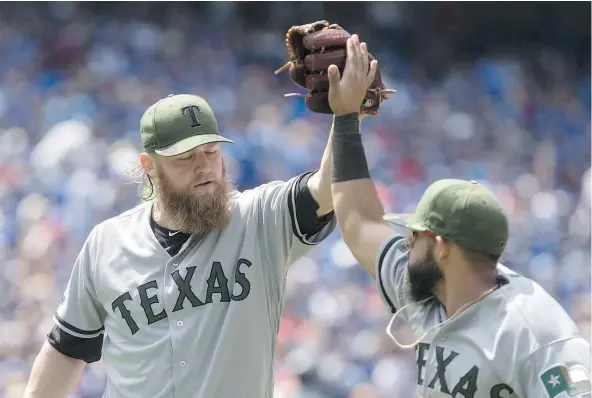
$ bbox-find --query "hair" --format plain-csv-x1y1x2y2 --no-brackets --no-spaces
140,173,156,201
460,246,500,270
129,164,156,201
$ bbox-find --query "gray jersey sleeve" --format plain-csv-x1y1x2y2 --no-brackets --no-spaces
54,227,106,339
255,172,336,276
375,234,412,316
520,337,591,397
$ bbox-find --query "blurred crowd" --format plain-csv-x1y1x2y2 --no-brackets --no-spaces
0,3,589,398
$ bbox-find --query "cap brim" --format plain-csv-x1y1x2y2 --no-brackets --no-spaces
383,213,427,234
155,134,234,157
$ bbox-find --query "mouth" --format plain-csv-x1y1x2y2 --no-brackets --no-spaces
194,181,214,188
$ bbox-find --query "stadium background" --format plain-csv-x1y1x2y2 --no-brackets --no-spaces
0,2,590,397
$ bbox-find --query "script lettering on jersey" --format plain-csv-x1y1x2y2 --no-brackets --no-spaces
416,342,515,397
111,259,252,335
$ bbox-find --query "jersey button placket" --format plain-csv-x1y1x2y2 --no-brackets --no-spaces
164,257,187,386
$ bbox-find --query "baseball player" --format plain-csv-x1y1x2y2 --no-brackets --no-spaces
327,35,592,397
23,93,339,398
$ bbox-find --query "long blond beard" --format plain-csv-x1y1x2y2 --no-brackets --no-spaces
154,166,234,234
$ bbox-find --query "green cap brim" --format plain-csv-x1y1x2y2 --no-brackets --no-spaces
383,213,427,232
155,134,234,157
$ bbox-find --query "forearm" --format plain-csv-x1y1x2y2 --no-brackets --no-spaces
330,113,391,275
24,341,86,398
331,113,385,229
307,119,336,216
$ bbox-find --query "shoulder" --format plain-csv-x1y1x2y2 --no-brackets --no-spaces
95,201,151,232
232,173,309,209
88,202,152,251
495,264,582,350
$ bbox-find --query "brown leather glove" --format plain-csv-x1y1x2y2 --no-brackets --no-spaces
275,20,395,115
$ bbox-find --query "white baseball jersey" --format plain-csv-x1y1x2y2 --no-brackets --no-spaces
376,229,591,398
49,172,336,398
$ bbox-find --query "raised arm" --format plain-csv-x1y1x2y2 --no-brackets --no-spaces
327,34,395,277
306,121,335,217
251,119,339,275
307,115,366,217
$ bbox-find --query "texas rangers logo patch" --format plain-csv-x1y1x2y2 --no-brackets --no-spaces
539,364,591,397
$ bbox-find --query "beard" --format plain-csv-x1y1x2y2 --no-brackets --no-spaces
407,247,444,302
155,165,234,234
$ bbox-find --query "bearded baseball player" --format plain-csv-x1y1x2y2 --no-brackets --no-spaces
23,91,337,398
23,88,341,397
327,36,592,397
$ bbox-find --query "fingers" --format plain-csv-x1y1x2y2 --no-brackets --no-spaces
351,34,362,73
360,41,369,77
367,59,378,86
346,37,355,72
346,34,374,86
327,64,341,89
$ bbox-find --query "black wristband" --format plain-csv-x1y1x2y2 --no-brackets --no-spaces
333,113,360,133
332,113,371,183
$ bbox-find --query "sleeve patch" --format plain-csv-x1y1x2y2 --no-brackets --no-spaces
539,364,591,397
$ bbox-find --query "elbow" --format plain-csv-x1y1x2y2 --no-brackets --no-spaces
307,173,333,216
334,209,364,246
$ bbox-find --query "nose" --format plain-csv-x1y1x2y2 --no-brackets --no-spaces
192,150,212,175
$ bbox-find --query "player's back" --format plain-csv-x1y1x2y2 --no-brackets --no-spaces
458,265,590,397
494,265,584,350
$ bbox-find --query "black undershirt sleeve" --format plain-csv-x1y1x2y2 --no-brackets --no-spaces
47,325,104,363
290,171,335,240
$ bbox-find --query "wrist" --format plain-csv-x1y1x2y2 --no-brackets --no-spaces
333,113,360,134
331,114,370,183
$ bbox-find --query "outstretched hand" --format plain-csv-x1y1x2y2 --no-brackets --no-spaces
328,34,378,116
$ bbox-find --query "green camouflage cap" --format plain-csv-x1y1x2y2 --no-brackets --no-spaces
140,94,234,156
384,179,509,255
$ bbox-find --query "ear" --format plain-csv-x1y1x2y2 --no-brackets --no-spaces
139,152,156,176
434,236,449,261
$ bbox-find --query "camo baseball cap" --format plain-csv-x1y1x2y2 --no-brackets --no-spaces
140,94,234,157
384,179,509,255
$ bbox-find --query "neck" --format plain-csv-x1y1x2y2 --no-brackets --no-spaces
152,200,179,231
436,267,497,318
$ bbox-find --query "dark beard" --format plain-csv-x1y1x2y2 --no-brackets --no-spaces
407,249,444,302
155,166,234,234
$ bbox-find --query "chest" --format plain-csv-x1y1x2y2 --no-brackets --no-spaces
93,229,271,339
414,338,517,398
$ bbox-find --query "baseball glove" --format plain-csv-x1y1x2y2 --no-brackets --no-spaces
274,20,396,115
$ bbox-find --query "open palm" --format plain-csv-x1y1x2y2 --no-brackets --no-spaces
327,34,378,116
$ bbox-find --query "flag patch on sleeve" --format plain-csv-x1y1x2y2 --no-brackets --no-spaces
540,364,591,397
